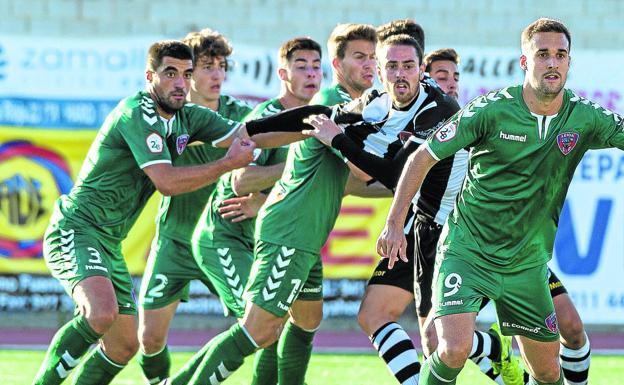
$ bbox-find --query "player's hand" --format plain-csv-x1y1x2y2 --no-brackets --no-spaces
219,192,267,222
302,114,342,146
225,137,257,169
376,220,408,269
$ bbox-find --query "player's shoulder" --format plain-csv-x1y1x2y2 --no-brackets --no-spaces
220,94,253,119
566,88,620,118
112,91,160,128
423,82,460,115
249,98,283,119
459,85,523,121
312,84,352,105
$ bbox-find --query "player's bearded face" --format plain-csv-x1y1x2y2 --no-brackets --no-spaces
149,57,192,115
378,45,423,107
338,39,376,93
523,32,570,98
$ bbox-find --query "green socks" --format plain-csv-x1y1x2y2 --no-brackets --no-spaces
138,345,171,385
181,323,257,385
169,343,210,385
32,315,101,385
251,342,278,385
277,322,315,385
420,351,463,385
71,346,125,385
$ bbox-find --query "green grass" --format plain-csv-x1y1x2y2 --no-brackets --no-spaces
2,350,623,385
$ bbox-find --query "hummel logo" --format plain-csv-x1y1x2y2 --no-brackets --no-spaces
499,131,526,142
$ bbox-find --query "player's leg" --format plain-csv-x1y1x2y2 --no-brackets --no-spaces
549,270,590,385
516,337,562,384
421,312,476,385
170,242,306,385
71,313,139,385
359,212,420,385
359,284,418,385
71,250,139,384
137,236,202,384
498,264,562,385
33,226,117,385
172,244,251,385
276,257,324,385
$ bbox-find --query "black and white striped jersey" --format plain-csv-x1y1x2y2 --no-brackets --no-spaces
331,82,468,225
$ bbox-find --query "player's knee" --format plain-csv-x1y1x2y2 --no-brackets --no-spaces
560,319,585,349
243,319,282,348
292,310,322,331
421,324,438,356
437,339,471,367
85,306,119,334
532,360,561,383
139,329,167,354
357,302,398,336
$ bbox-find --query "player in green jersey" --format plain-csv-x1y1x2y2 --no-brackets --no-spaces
135,30,254,385
378,18,624,385
162,28,376,385
170,37,322,385
31,40,260,385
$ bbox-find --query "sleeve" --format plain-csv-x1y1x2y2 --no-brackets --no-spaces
589,108,624,151
331,133,419,189
118,110,173,169
426,97,487,160
245,105,332,135
185,103,242,146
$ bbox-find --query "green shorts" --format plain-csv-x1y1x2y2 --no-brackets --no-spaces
192,243,254,318
44,221,137,315
245,240,323,317
433,255,559,342
139,234,217,310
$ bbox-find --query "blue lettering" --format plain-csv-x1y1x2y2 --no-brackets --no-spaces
598,154,613,180
616,156,624,181
554,199,612,275
579,154,592,181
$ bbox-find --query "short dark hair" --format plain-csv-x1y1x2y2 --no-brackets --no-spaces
146,40,193,71
377,19,425,51
182,28,233,67
521,18,571,51
327,23,377,59
378,34,424,65
278,37,322,67
423,48,460,72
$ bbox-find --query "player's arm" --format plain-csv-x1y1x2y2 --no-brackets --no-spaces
344,172,393,198
219,192,268,222
377,146,438,267
230,162,286,196
143,137,256,196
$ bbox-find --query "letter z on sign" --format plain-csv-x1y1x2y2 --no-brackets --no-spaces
435,122,456,142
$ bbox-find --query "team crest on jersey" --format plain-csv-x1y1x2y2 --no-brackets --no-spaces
556,132,579,155
545,312,559,333
146,133,163,153
435,122,457,142
176,134,190,155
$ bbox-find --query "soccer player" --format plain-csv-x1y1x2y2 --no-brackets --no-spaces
136,30,253,385
191,36,323,385
378,18,620,385
32,40,257,385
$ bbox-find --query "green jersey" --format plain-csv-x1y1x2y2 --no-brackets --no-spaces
255,84,352,253
427,85,624,272
194,98,289,248
156,95,252,242
51,90,241,243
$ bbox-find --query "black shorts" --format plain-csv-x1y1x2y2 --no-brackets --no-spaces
368,208,417,293
368,209,442,317
547,268,568,298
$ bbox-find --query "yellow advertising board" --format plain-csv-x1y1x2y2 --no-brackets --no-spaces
0,126,389,278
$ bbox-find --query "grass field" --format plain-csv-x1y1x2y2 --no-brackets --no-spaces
2,350,623,385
